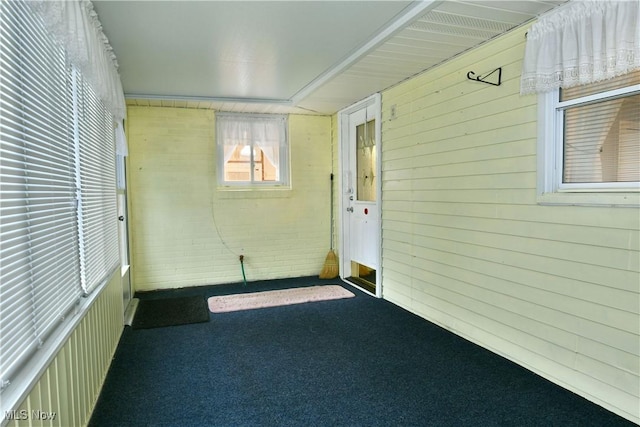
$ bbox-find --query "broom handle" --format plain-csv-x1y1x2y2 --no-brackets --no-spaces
329,173,334,250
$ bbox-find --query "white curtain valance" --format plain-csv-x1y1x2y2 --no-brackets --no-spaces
26,0,127,122
521,0,640,95
217,114,286,168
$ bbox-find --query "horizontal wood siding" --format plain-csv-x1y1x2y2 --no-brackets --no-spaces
381,26,639,423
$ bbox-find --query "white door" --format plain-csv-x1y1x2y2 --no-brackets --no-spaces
340,95,381,296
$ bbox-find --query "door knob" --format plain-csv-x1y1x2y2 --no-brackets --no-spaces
346,207,353,213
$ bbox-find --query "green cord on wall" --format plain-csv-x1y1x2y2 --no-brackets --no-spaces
239,255,247,286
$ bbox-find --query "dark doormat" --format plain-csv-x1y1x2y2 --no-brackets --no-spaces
132,295,210,329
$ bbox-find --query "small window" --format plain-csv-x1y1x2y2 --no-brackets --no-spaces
216,113,289,188
539,70,640,203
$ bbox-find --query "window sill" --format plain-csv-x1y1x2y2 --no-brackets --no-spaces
537,192,640,207
216,187,292,199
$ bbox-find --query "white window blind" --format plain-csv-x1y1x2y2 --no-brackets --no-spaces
559,70,640,187
75,72,119,294
0,0,119,395
563,95,639,184
0,0,81,389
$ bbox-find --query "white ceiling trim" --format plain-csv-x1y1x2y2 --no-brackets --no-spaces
124,93,294,106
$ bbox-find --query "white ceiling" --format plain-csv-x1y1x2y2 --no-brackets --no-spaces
93,0,567,115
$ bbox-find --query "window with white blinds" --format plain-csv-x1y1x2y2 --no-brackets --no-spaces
74,71,119,294
0,0,119,395
560,71,640,187
539,69,640,196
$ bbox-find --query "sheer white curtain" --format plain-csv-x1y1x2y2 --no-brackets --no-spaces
26,0,126,121
116,121,128,156
217,114,286,175
521,0,640,94
247,119,284,170
218,118,251,164
26,0,128,155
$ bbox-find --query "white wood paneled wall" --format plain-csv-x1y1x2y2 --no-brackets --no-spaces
6,273,123,427
380,25,639,423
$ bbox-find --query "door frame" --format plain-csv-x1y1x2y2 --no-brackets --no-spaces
116,153,133,321
337,93,382,297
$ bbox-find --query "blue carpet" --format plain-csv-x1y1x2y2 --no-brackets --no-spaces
89,277,634,426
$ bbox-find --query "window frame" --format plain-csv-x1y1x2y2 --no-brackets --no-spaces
216,113,290,189
537,80,640,207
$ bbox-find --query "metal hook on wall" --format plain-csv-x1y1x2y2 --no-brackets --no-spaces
467,67,502,86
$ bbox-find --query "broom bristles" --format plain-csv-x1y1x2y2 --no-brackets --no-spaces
319,250,339,279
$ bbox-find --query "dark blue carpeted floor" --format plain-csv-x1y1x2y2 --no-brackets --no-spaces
89,277,634,427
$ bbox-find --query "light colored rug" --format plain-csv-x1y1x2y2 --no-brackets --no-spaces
208,285,355,313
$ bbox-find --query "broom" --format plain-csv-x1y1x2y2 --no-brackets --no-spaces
319,173,339,279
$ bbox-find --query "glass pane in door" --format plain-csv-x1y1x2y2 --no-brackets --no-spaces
356,119,376,202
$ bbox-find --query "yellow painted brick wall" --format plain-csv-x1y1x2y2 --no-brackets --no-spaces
127,107,332,291
381,26,639,423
